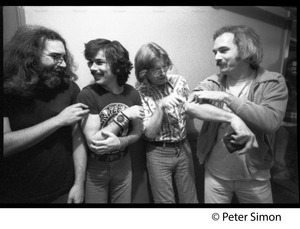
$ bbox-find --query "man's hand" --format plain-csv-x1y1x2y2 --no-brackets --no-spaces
158,93,186,109
67,184,84,204
229,115,258,154
188,91,228,103
122,105,145,120
90,130,121,155
56,103,90,127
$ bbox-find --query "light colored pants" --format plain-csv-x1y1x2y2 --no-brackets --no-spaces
146,139,198,203
85,153,132,203
205,169,273,203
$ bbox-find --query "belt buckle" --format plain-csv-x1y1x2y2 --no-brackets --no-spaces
104,148,127,162
104,153,122,162
90,151,122,162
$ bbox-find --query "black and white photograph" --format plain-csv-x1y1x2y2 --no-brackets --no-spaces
1,5,298,228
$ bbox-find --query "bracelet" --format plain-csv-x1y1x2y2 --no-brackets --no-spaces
120,111,130,121
113,112,130,129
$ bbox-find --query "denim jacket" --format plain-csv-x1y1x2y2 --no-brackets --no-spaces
194,67,288,174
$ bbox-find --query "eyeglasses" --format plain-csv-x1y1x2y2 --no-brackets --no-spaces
149,65,172,76
41,53,66,65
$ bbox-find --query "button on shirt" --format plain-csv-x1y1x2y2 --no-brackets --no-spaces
137,75,189,142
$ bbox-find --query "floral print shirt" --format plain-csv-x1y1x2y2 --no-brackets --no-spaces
137,75,189,142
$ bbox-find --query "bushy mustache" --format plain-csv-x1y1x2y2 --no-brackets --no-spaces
216,60,225,66
90,69,101,75
38,66,68,89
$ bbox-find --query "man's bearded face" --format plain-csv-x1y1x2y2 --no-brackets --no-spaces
39,39,69,90
39,64,67,89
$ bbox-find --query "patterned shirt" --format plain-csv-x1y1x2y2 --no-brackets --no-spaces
137,75,189,142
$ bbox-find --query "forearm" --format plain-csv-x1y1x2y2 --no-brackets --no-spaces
91,121,121,141
4,116,63,157
186,102,235,123
223,91,287,133
144,107,164,138
72,123,87,186
119,119,142,149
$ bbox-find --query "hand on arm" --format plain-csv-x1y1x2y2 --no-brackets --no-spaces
81,114,117,155
185,102,258,153
3,103,90,157
228,115,258,154
144,93,185,138
121,105,145,120
83,105,144,155
188,90,231,103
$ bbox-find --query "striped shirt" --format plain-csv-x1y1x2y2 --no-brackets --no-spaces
137,75,189,142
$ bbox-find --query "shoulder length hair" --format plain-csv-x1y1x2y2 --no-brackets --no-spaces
3,25,77,97
84,38,133,86
213,25,263,69
134,42,172,83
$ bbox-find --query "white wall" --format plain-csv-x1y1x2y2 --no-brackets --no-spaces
22,6,289,133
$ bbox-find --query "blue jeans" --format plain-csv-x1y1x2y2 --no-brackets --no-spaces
85,153,132,203
205,169,273,203
146,139,198,203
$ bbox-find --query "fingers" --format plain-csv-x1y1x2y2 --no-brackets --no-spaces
230,134,246,145
174,94,186,103
90,142,108,154
139,107,145,118
72,103,89,109
101,129,113,137
234,134,258,155
163,94,185,107
237,139,254,155
188,92,203,104
123,105,145,120
91,138,110,146
79,108,90,116
188,93,196,102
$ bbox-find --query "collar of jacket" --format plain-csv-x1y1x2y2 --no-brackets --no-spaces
206,66,282,89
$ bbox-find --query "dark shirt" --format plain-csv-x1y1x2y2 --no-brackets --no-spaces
77,83,141,148
1,81,80,203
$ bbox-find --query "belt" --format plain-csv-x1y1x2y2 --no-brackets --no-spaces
149,139,186,148
89,148,128,162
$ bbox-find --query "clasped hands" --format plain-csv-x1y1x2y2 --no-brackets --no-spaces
90,105,144,155
188,91,258,154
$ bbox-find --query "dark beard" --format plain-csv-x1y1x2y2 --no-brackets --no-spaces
34,65,71,100
40,65,70,88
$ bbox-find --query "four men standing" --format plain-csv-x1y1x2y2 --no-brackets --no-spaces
2,24,288,204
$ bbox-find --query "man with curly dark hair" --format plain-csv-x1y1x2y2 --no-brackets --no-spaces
2,25,90,203
76,38,144,203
